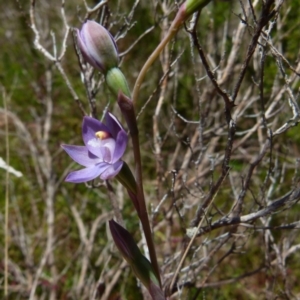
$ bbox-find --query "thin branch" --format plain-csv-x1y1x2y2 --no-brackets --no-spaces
189,28,234,122
192,187,300,237
3,87,10,297
232,0,276,102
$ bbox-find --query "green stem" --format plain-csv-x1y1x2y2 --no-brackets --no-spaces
127,8,186,283
132,0,214,105
132,6,186,105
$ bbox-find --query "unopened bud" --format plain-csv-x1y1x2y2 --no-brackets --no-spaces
184,0,212,16
77,20,119,74
106,67,131,98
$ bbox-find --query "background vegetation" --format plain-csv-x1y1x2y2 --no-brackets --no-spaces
1,0,300,299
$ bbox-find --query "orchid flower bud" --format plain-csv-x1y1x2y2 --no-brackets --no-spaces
106,67,131,98
77,20,119,74
184,0,212,16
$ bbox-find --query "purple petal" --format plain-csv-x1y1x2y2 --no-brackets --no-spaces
76,28,101,70
105,112,124,139
82,117,111,157
61,144,102,167
82,116,109,139
65,163,112,183
87,136,116,161
100,161,123,180
112,130,128,163
100,145,113,162
79,22,105,71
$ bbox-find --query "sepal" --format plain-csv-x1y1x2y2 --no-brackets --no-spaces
109,220,165,299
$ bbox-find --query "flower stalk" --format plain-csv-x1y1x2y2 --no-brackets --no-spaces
118,92,162,287
132,0,212,105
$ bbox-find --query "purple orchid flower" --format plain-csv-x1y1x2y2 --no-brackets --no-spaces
61,113,128,183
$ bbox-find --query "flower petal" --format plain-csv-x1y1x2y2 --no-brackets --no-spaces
112,130,128,163
100,161,123,180
82,116,109,140
105,112,124,139
87,136,116,161
80,22,105,70
82,116,111,157
100,144,113,162
65,163,111,183
61,144,102,167
76,28,101,70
